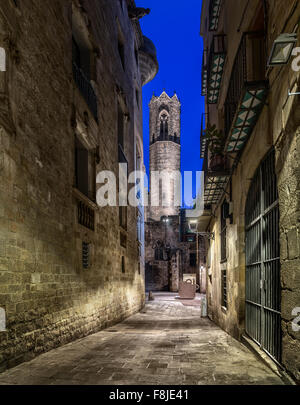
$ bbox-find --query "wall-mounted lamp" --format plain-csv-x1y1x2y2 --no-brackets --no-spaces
188,219,198,232
268,33,297,66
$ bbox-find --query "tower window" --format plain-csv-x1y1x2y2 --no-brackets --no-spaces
160,113,169,140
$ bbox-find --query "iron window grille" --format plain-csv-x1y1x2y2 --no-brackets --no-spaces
82,242,90,269
72,62,98,122
220,200,227,262
245,149,281,363
221,269,227,308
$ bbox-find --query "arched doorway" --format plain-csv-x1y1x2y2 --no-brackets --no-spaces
245,149,281,363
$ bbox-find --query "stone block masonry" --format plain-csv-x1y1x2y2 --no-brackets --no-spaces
0,0,154,372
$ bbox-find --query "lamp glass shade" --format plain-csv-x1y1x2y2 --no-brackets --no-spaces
270,42,294,64
268,33,297,66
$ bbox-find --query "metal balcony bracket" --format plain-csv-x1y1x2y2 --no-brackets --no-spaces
288,89,300,96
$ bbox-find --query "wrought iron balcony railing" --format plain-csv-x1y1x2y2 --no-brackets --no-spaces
200,112,207,160
224,32,268,153
207,34,226,104
73,62,98,121
201,49,208,96
209,0,223,31
77,200,95,231
203,155,231,206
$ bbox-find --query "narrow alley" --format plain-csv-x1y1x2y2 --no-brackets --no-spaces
0,294,285,385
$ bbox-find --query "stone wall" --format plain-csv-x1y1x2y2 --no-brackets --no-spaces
0,0,150,372
201,0,300,382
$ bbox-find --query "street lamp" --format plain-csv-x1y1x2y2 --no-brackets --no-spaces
267,33,297,66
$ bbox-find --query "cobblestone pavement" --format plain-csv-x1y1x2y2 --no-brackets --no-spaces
0,293,285,385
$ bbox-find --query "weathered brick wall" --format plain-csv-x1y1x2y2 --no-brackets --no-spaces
0,0,146,372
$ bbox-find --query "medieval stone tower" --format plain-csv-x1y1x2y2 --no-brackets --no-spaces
148,91,181,220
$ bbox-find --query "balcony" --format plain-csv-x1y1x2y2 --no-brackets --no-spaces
200,113,208,159
203,156,230,205
201,49,208,96
207,35,226,104
73,62,98,121
224,32,268,153
209,0,223,31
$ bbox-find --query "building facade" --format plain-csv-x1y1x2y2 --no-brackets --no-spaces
145,91,205,292
200,0,300,382
0,0,158,371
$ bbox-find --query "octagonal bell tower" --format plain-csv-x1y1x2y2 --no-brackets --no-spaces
148,91,181,220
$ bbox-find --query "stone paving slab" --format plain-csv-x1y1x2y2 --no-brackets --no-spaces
0,293,285,385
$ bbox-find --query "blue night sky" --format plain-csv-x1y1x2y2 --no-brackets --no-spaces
136,0,204,206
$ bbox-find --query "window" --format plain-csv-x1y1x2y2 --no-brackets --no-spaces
118,103,124,149
119,206,127,230
220,200,227,262
75,137,89,197
221,269,227,308
117,102,128,169
190,253,197,267
137,212,142,244
118,33,125,70
75,136,96,200
155,247,164,261
72,11,98,120
160,114,169,140
82,242,90,269
72,36,81,70
121,256,126,273
120,231,127,248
